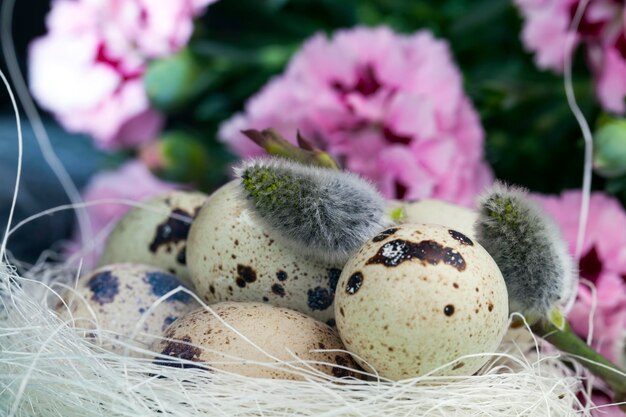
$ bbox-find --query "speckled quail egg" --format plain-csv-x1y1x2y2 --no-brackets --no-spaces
334,223,508,380
151,302,359,380
186,180,343,325
391,199,478,239
56,263,200,355
99,191,208,287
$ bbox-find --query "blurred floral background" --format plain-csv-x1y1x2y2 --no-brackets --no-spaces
1,0,626,413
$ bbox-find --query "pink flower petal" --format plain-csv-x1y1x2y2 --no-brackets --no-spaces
413,137,456,178
386,92,436,140
29,34,120,112
595,46,626,114
377,146,436,200
58,80,161,149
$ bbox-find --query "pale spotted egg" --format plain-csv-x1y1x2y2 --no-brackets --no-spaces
151,302,360,380
56,263,200,355
99,191,208,287
186,181,343,325
334,223,509,380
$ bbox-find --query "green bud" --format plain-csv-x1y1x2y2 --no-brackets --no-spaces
145,49,212,111
389,207,405,222
140,131,210,186
476,182,575,318
593,119,626,178
241,129,340,170
236,158,388,263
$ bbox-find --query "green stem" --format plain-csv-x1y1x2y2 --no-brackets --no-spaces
531,319,626,412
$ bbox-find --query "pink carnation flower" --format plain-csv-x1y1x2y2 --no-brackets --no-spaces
535,190,626,415
29,0,214,149
219,27,492,205
514,0,626,114
534,191,626,364
70,160,178,263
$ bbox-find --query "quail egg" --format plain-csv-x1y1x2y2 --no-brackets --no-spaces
187,181,343,325
152,302,359,380
99,191,208,287
334,223,508,380
56,263,200,355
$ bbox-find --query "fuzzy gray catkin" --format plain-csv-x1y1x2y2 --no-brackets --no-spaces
235,158,389,263
475,182,577,317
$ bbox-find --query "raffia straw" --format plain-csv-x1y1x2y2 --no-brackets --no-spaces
1,260,598,417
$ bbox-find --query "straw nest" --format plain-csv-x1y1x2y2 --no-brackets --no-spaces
0,257,598,417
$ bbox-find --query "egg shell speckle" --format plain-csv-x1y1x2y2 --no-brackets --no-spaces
334,223,508,380
56,263,200,355
99,191,208,287
151,302,359,380
394,199,478,239
187,181,342,324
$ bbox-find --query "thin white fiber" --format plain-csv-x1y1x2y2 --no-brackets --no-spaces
564,0,593,265
0,67,22,262
0,263,591,417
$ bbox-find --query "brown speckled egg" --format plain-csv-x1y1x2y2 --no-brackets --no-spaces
186,181,342,325
393,199,478,239
334,223,508,380
151,302,359,380
56,263,200,355
99,191,208,287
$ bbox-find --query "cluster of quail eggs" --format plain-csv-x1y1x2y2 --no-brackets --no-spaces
56,180,509,380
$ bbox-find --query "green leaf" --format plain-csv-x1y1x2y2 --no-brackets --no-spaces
142,131,211,187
